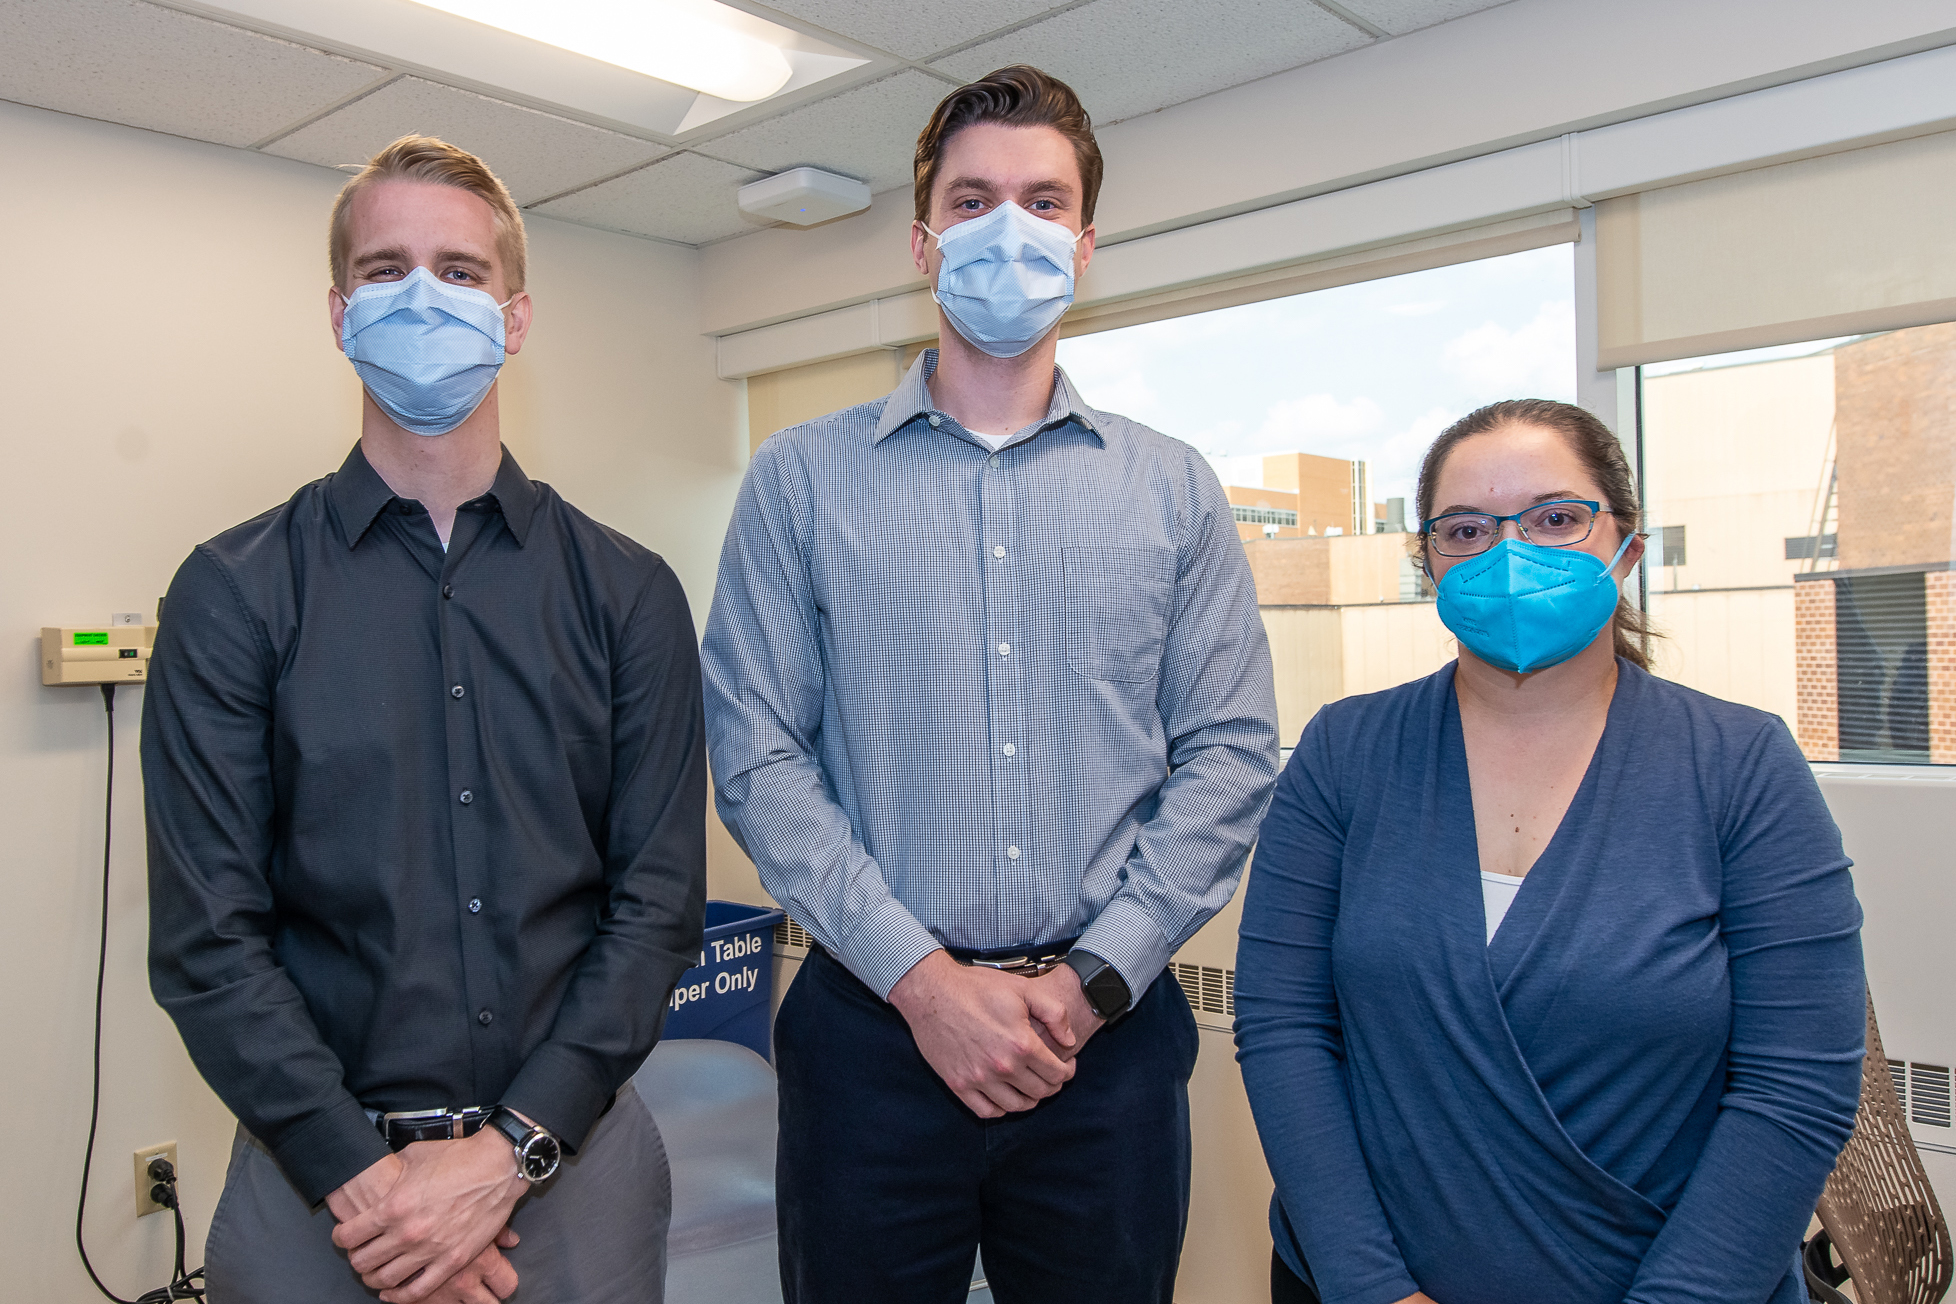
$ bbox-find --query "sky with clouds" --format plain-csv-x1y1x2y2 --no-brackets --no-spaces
1054,243,1577,510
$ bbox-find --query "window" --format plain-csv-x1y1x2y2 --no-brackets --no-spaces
1056,244,1576,743
1638,321,1956,764
1232,505,1298,527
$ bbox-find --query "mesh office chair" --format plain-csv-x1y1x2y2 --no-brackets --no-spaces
1805,993,1951,1304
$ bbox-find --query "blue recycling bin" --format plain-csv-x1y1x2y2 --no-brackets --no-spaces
663,901,787,1060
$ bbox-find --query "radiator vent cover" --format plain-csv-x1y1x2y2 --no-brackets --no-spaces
1910,1063,1952,1128
774,918,814,951
1891,1061,1910,1114
1172,962,1235,1018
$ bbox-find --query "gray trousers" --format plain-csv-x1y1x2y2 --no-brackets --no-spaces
204,1087,670,1304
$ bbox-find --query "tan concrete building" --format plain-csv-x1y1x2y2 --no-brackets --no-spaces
1242,532,1449,743
1224,451,1379,542
1639,350,1837,727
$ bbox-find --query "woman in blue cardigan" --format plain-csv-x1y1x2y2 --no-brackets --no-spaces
1235,399,1865,1304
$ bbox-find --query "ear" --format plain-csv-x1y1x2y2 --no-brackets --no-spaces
1075,222,1096,276
502,291,534,357
911,220,933,279
328,285,349,354
1614,532,1648,578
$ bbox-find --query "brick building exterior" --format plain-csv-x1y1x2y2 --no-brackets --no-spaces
1792,323,1956,763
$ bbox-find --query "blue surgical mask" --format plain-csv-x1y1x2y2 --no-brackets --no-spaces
338,267,511,437
924,202,1083,359
1434,535,1635,674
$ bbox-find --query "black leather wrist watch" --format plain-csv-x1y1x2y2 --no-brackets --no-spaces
1063,949,1133,1023
488,1107,562,1183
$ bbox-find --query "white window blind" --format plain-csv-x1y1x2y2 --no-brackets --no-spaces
1596,128,1956,370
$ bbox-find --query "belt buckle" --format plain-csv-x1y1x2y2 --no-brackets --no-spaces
965,949,1069,978
380,1106,476,1142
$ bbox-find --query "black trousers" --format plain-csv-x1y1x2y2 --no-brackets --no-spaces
1272,1249,1324,1303
774,945,1200,1304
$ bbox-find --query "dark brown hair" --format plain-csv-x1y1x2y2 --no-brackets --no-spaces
1415,398,1659,670
913,66,1104,226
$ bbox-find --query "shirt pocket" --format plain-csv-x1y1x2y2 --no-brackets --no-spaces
1064,545,1176,683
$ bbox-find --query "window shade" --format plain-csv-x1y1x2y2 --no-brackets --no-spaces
1596,128,1956,370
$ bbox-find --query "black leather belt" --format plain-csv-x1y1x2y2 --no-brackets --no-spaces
374,1106,493,1151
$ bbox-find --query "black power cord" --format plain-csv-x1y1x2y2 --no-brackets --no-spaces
76,683,205,1303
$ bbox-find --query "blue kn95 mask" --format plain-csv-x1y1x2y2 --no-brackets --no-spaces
1434,534,1634,674
924,201,1083,359
339,267,511,437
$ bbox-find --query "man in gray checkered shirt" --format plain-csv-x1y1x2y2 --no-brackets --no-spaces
702,66,1280,1304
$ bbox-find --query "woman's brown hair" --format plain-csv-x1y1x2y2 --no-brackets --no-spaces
1415,398,1659,670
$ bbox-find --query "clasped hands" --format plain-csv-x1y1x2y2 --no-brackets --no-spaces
887,950,1106,1118
327,1126,528,1304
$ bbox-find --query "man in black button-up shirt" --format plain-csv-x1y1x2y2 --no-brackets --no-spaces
143,136,705,1304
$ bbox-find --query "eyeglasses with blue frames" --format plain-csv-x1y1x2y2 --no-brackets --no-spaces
1421,499,1614,557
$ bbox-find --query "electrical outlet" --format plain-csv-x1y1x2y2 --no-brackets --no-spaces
133,1142,176,1217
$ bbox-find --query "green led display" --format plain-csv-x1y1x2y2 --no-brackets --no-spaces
73,632,108,646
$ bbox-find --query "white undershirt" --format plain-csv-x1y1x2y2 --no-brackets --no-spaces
1480,871,1524,944
969,429,1011,450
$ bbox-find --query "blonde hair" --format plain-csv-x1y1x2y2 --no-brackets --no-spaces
328,135,528,293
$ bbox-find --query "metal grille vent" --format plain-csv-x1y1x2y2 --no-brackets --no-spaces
1910,1063,1952,1128
1891,1061,1910,1114
774,918,814,951
1172,963,1234,1018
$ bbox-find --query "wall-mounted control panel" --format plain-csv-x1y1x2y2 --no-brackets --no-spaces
42,624,153,686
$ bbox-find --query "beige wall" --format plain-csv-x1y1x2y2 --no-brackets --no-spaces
0,99,743,1296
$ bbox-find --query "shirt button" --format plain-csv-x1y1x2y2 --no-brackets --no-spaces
468,898,481,913
998,642,1010,657
450,684,465,699
478,1009,494,1025
1002,743,1016,757
459,789,473,805
442,585,454,599
1007,846,1021,860
992,545,1006,559
928,414,942,428
988,455,999,469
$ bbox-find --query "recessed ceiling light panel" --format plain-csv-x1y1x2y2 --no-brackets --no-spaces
739,168,872,226
408,0,793,102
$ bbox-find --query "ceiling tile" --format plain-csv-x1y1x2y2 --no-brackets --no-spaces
264,77,667,206
1334,0,1514,36
533,152,768,246
753,0,1072,60
698,70,952,195
0,0,384,148
932,0,1372,125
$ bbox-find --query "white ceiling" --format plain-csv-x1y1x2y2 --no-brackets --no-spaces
0,0,1517,247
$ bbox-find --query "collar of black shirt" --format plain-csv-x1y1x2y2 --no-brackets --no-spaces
326,442,539,550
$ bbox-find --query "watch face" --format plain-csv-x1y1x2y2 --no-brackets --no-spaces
519,1131,561,1181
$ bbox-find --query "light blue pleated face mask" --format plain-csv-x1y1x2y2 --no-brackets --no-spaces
923,201,1083,359
1434,534,1635,674
338,267,512,437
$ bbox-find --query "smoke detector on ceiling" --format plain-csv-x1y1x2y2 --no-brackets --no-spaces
738,167,872,226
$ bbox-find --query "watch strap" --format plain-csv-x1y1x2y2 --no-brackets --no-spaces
488,1107,560,1182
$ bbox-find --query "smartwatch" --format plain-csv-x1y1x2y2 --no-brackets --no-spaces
488,1107,562,1183
1062,949,1133,1023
